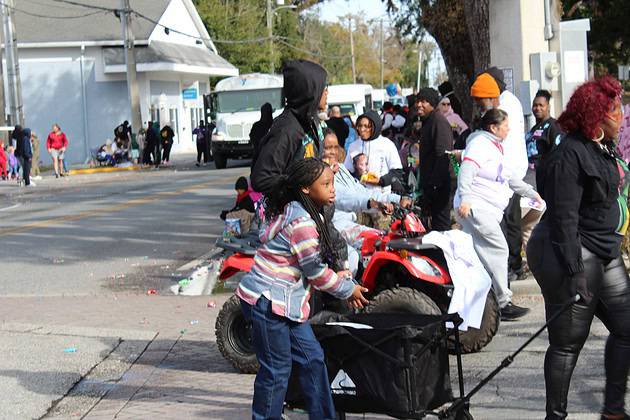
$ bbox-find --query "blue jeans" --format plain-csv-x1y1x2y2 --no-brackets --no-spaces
240,297,336,420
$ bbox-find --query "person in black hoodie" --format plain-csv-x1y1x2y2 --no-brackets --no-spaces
416,88,454,231
142,121,155,165
249,103,273,160
16,127,33,187
160,124,175,164
251,60,348,271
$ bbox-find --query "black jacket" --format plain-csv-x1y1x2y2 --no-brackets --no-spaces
419,110,454,189
160,126,175,146
251,60,327,195
250,103,274,160
220,193,256,220
21,128,33,160
12,125,24,158
539,133,625,275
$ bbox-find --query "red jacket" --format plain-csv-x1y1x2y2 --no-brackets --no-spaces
46,132,68,150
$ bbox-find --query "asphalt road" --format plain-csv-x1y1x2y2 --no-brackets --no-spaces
0,161,250,297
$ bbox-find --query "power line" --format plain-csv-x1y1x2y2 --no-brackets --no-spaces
4,1,106,19
275,38,351,60
48,0,117,12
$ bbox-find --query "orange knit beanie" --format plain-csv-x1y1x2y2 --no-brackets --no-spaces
470,73,500,98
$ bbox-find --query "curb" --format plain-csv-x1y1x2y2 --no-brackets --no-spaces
68,165,142,175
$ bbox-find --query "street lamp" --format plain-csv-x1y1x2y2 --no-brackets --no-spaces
266,0,297,74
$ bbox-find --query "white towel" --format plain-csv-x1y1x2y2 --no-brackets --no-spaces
422,230,492,331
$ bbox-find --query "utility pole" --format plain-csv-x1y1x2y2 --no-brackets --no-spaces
266,0,274,73
1,0,23,127
349,17,356,84
379,19,384,89
120,0,142,138
0,16,7,133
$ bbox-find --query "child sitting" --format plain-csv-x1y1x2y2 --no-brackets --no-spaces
7,146,19,180
220,176,257,234
352,152,368,181
236,158,368,419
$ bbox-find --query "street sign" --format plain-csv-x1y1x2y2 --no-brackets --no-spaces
182,88,198,100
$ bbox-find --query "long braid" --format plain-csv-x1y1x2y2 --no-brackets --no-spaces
263,158,333,260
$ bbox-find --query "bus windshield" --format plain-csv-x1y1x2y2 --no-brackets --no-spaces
329,103,357,117
216,88,283,113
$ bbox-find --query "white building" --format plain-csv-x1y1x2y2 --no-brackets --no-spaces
12,0,238,164
489,0,590,120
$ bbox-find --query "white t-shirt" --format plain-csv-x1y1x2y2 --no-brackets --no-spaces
453,131,514,221
498,90,528,181
344,135,403,193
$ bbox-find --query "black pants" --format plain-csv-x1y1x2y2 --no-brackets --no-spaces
21,157,31,186
527,223,630,419
142,144,153,164
153,144,161,167
501,193,523,271
196,140,207,163
162,143,172,162
423,182,452,231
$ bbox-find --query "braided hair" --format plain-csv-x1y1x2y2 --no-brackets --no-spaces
264,158,334,260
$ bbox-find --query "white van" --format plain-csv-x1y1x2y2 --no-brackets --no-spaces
372,88,385,111
206,73,283,169
327,84,373,122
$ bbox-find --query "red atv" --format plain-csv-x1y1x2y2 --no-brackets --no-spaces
215,206,500,374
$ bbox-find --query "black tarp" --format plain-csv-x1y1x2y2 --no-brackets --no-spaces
286,312,453,418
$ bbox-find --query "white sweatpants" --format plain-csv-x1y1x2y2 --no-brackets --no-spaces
456,208,512,308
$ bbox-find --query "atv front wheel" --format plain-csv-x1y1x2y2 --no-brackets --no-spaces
215,295,259,374
365,287,441,316
450,290,500,354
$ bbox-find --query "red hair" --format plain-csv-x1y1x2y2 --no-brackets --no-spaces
557,76,622,139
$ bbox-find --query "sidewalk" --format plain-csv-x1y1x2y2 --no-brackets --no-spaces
0,277,619,419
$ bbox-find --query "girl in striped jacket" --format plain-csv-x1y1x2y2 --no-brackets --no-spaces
237,158,368,419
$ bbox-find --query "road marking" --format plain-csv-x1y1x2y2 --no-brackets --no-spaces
176,248,223,272
0,179,228,237
0,203,20,212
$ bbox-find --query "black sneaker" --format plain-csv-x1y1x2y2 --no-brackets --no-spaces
500,303,530,321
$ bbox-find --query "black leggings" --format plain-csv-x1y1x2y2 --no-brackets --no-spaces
527,223,630,419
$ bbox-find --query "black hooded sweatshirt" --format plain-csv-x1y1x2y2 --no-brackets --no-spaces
250,61,349,271
251,60,327,194
355,110,404,190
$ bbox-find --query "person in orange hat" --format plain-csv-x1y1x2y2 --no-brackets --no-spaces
469,70,529,319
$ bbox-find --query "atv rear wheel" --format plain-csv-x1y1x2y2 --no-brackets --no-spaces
450,290,500,354
365,287,441,316
215,295,259,374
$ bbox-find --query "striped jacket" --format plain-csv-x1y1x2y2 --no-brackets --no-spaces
236,201,355,322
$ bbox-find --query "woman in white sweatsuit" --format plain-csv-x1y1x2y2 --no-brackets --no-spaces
454,108,543,321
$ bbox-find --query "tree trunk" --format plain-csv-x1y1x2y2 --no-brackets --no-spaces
463,0,490,74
